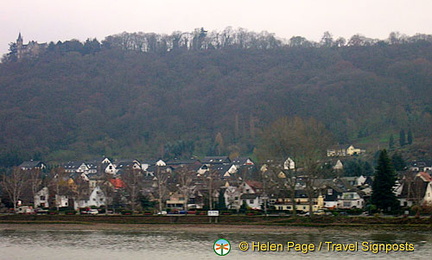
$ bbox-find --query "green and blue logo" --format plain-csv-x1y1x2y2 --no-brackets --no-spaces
213,238,231,256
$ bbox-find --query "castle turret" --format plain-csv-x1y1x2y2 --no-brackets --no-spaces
17,33,23,46
17,33,24,59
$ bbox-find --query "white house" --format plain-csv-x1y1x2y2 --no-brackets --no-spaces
333,160,343,170
422,182,432,205
76,186,106,209
239,181,264,210
337,191,364,209
224,186,242,210
283,157,295,170
34,187,49,208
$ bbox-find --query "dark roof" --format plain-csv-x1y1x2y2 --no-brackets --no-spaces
231,157,254,165
19,161,44,169
201,156,231,164
245,180,263,190
62,161,86,169
411,160,432,168
166,159,200,166
115,159,141,169
214,164,233,172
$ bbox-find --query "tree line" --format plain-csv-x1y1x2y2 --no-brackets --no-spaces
0,29,432,164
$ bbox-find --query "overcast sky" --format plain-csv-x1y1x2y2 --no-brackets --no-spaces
1,0,431,55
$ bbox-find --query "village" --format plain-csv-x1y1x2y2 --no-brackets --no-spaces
2,144,432,217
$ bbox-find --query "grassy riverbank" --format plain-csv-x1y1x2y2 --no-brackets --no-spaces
0,214,431,230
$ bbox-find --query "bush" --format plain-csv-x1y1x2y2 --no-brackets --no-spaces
348,208,363,215
65,210,77,215
121,210,133,215
48,210,58,215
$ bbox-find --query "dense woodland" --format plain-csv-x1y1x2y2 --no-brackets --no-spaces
1,28,432,166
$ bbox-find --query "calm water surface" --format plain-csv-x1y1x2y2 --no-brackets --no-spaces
0,227,430,259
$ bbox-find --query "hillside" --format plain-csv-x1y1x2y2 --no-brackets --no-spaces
1,30,432,165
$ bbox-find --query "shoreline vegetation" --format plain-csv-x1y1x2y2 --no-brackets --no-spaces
0,215,431,231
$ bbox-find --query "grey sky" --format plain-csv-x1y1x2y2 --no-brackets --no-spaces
1,0,431,55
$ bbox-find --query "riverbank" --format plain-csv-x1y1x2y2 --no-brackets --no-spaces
0,214,431,230
0,223,323,233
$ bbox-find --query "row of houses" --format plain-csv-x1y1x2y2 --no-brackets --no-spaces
15,156,432,213
326,145,366,157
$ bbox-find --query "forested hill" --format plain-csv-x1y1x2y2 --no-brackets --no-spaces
1,29,432,165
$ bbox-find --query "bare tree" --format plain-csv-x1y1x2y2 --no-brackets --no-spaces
48,167,75,211
265,164,299,217
154,166,170,213
1,167,26,211
175,166,195,210
98,173,115,214
122,167,143,212
202,167,221,210
27,168,42,206
255,116,334,216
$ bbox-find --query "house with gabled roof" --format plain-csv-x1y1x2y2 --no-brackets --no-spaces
201,156,231,165
272,189,324,213
34,187,49,208
338,189,365,209
115,159,142,174
327,145,365,157
327,145,347,157
76,186,107,209
409,160,432,172
19,160,46,170
213,164,238,179
283,157,295,170
224,185,242,210
238,181,264,210
62,161,89,174
231,157,255,166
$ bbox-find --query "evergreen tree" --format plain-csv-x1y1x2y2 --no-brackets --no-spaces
371,150,399,212
216,188,227,210
399,129,406,147
388,134,395,150
407,129,413,145
391,152,406,171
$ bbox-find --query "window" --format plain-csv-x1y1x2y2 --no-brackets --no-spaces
327,189,333,195
249,199,254,204
40,196,46,200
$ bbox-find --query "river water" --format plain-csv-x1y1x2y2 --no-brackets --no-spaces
0,226,430,259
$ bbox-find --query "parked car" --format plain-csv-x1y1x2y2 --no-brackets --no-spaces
88,209,99,215
35,208,48,214
80,208,98,215
16,206,35,215
314,210,326,216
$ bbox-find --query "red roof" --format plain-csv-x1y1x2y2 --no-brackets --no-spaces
245,180,263,190
418,172,432,182
109,178,126,189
